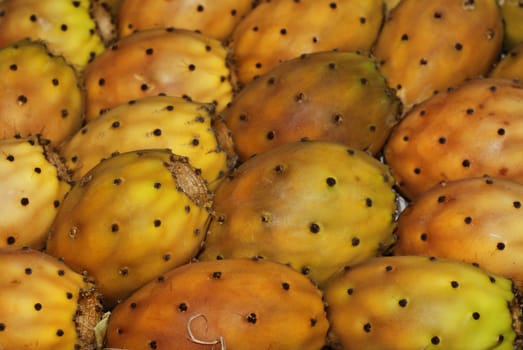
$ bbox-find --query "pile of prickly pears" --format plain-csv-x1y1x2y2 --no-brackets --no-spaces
1,0,523,349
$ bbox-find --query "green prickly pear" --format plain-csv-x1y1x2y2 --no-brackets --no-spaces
323,255,523,350
46,149,213,308
199,140,398,286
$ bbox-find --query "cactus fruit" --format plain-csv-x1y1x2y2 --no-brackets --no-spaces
228,0,385,85
323,255,523,350
0,246,103,350
82,27,234,122
498,0,523,51
46,149,213,307
104,258,329,350
59,95,236,190
199,140,398,286
384,78,523,200
393,176,523,291
0,135,71,249
373,0,504,110
117,0,258,41
0,39,84,145
222,50,402,161
0,0,106,71
490,42,523,82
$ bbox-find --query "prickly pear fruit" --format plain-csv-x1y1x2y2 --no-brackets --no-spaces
374,0,504,109
199,140,397,286
46,149,212,307
393,176,523,291
498,0,523,51
0,0,106,70
59,95,236,190
0,39,83,145
384,78,523,200
0,246,103,350
83,27,234,122
104,258,329,350
222,50,401,161
228,0,385,84
323,255,523,350
117,0,258,41
490,42,523,82
0,135,71,249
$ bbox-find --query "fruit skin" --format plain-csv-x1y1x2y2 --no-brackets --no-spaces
490,42,523,82
323,255,522,350
384,78,523,200
498,0,523,51
46,149,213,308
0,0,106,70
228,0,385,85
59,95,236,190
199,140,398,286
82,27,234,122
117,0,259,41
373,0,504,110
222,50,402,161
0,135,71,249
104,258,329,350
393,176,523,291
0,39,84,145
0,246,103,350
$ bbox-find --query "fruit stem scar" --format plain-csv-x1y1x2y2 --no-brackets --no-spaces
187,313,226,349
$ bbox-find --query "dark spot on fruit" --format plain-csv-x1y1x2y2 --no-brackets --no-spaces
266,131,275,140
360,78,368,85
280,28,287,35
145,48,154,55
490,85,498,92
212,271,222,279
385,265,393,272
57,269,65,276
498,128,505,136
0,323,5,331
255,62,262,69
61,109,69,118
472,312,480,320
66,292,73,299
363,323,372,332
434,11,442,19
274,164,285,173
148,340,157,349
113,178,122,185
52,78,59,86
497,242,505,250
188,64,196,71
6,236,15,245
34,303,42,311
455,43,463,50
326,177,336,186
420,232,428,241
499,335,505,343
419,110,426,116
351,237,360,246
462,159,471,167
431,336,440,345
247,313,257,324
111,121,120,128
420,58,428,65
489,276,496,283
329,2,337,9
119,267,129,276
154,219,161,227
438,137,447,144
282,282,290,290
485,178,494,185
17,95,28,104
140,84,149,91
6,154,14,161
309,223,320,234
347,288,354,295
30,14,37,21
20,198,29,206
9,64,17,71
152,128,162,136
197,4,204,11
365,198,373,207
301,266,311,275
414,168,421,174
154,182,161,189
98,78,105,86
514,201,521,208
398,299,408,307
111,223,119,233
464,216,472,224
437,195,446,203
178,302,188,312
60,24,68,31
56,329,64,337
403,135,409,142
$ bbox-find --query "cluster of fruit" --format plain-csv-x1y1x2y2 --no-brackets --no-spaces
1,0,523,349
